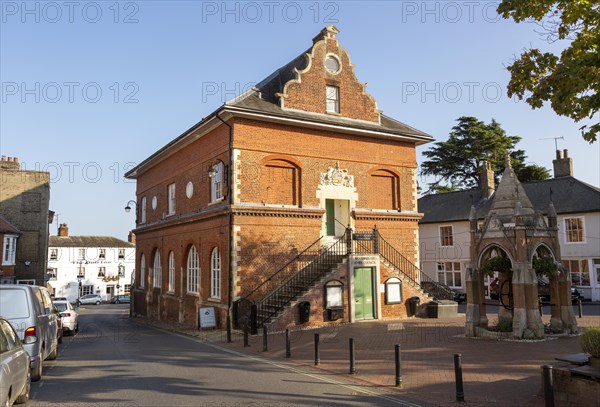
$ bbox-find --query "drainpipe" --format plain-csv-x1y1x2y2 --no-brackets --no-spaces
216,112,234,336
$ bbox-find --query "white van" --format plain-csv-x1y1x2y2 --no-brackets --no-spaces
0,285,59,381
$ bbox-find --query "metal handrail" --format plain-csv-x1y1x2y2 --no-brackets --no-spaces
254,229,350,326
354,230,453,300
244,235,324,302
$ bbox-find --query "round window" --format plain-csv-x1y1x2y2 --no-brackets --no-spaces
151,196,157,210
186,181,194,198
325,55,340,74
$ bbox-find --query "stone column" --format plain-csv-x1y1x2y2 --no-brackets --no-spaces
558,273,578,333
512,264,544,338
465,265,481,337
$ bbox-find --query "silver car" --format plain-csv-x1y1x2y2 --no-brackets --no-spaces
0,285,59,382
78,294,102,305
0,317,32,405
53,301,78,335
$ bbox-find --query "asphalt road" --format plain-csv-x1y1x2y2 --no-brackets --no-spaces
29,305,426,407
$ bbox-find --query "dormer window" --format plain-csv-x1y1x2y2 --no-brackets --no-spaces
326,85,339,113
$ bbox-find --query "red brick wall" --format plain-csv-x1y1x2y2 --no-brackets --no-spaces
136,124,230,225
133,213,229,326
235,212,323,299
233,118,417,211
282,37,380,123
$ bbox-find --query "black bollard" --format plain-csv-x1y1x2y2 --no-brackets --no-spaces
349,338,356,374
395,344,402,387
543,365,554,407
263,324,268,352
578,299,583,318
226,314,232,343
314,333,320,366
454,353,465,402
285,329,291,358
243,323,249,347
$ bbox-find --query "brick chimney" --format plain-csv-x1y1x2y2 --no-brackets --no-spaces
479,160,495,198
58,223,69,237
128,231,136,245
553,149,573,178
0,156,20,170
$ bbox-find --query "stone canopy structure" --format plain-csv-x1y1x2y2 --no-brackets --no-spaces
465,156,577,339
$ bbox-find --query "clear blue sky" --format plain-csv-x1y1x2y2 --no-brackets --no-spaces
2,1,598,240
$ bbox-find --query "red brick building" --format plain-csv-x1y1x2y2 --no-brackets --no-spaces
125,26,447,330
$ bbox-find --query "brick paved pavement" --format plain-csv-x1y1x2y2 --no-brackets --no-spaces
138,310,600,407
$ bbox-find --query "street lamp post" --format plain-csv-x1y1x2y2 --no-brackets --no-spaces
124,200,138,224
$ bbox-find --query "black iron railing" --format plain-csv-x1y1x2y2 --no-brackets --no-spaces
354,228,454,301
237,230,351,330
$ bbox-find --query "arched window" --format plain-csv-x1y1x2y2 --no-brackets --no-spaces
210,247,221,299
187,246,199,294
368,169,400,210
139,254,146,288
261,158,301,205
168,251,175,293
153,251,162,288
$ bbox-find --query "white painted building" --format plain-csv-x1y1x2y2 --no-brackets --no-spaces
418,151,600,301
47,224,135,303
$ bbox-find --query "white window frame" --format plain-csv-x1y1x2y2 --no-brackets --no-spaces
141,196,147,224
124,284,131,294
326,85,339,113
153,251,162,288
566,259,590,287
78,248,86,260
437,262,462,288
187,246,199,294
118,264,125,277
97,266,106,277
168,251,175,293
439,225,454,247
210,163,224,203
2,235,17,265
50,248,58,261
99,248,106,260
139,254,146,288
167,183,176,215
118,248,125,259
564,216,585,244
211,247,221,299
77,266,85,278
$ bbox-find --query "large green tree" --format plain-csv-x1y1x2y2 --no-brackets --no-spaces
498,0,599,142
421,116,550,193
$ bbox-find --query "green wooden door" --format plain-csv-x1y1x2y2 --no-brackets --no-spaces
354,267,374,320
325,199,335,236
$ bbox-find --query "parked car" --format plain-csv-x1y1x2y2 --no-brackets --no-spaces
0,317,31,405
78,294,102,305
490,278,585,304
110,295,130,304
452,291,466,304
53,301,78,335
0,284,59,382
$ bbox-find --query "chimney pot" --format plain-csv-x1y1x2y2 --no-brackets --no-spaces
58,223,69,237
553,149,573,178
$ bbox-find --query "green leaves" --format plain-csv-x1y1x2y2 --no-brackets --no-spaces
421,116,549,193
498,0,599,142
